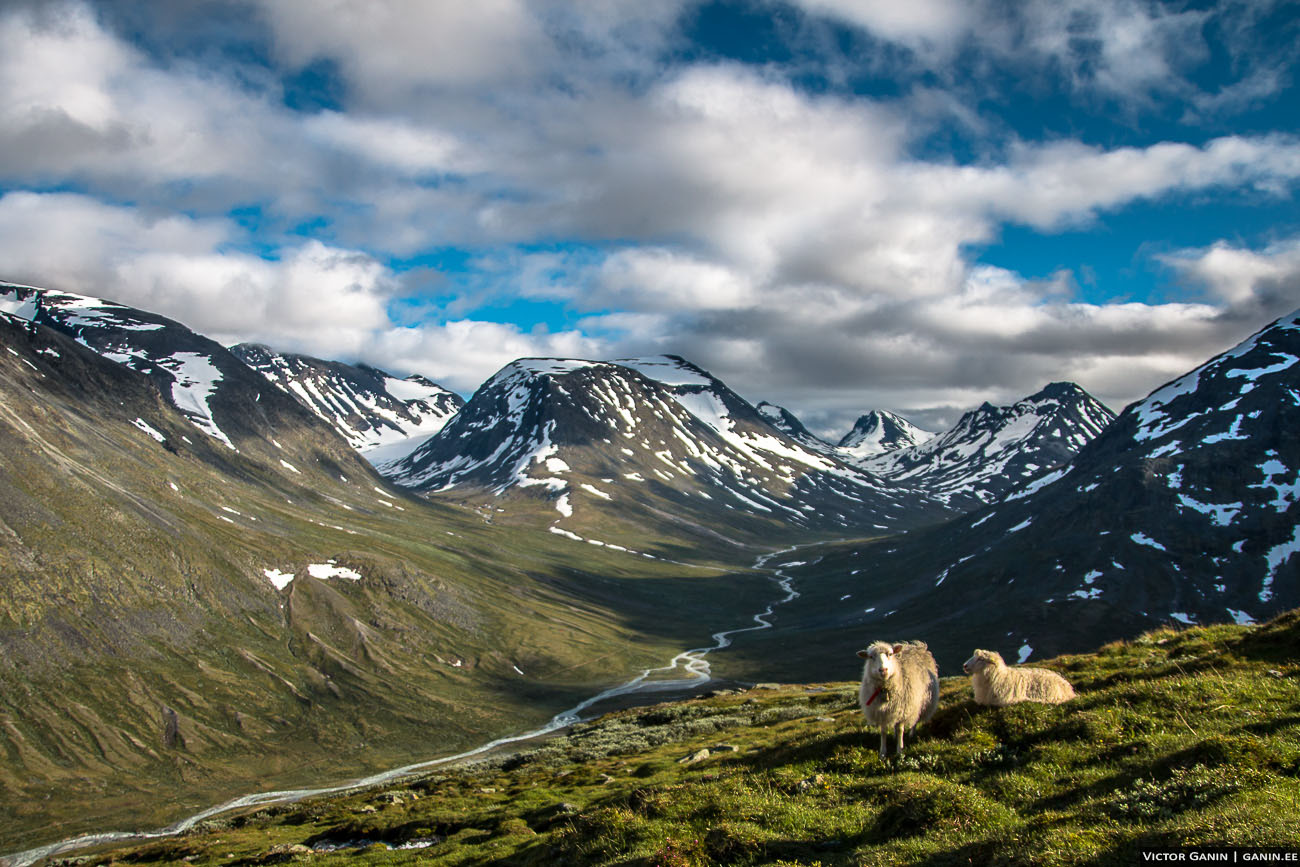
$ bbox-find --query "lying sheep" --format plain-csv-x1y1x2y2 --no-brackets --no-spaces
962,649,1075,706
857,640,940,758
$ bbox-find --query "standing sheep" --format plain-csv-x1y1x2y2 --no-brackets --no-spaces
857,640,940,758
962,649,1075,706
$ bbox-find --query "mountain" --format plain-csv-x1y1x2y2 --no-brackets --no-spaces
858,382,1115,510
836,409,934,459
231,343,463,462
386,355,953,545
756,401,837,455
730,311,1300,675
0,285,785,852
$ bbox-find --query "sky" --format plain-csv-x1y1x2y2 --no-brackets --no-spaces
0,0,1298,435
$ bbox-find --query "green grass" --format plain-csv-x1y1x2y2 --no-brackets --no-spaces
68,610,1300,866
0,322,794,852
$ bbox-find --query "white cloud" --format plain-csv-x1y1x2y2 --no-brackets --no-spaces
0,191,392,356
0,190,608,396
254,0,546,100
793,0,975,46
303,111,473,177
0,1,1296,437
1162,238,1300,309
367,320,608,396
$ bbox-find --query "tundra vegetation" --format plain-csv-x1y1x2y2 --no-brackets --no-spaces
64,611,1300,866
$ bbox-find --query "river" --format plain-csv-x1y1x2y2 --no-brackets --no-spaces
2,544,816,867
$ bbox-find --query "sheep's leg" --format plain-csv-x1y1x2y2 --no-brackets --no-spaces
895,722,905,755
878,727,887,759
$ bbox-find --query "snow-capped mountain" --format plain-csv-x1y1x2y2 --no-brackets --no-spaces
837,410,934,459
860,382,1116,510
0,282,347,462
756,401,838,455
387,355,951,540
231,344,463,461
778,311,1300,666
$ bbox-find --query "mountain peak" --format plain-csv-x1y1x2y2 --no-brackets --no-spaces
837,409,933,458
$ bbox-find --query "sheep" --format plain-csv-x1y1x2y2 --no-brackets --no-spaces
962,649,1075,706
857,640,940,758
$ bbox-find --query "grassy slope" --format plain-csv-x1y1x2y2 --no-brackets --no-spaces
75,610,1300,866
0,321,785,851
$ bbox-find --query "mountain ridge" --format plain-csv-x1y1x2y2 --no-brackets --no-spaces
231,342,463,460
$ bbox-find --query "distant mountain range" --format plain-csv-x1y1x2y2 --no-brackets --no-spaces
734,311,1300,675
384,355,961,543
858,382,1116,510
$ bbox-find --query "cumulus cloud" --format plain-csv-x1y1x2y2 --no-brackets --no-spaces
368,320,608,396
1,0,1297,438
0,191,392,351
0,190,606,396
1161,238,1300,317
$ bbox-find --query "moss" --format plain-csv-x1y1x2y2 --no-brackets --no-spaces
869,776,1017,841
66,614,1300,867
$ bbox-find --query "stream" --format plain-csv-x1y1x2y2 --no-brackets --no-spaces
3,545,815,867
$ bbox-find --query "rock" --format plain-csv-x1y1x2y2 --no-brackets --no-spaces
257,843,312,863
678,749,711,764
709,744,739,753
796,774,826,792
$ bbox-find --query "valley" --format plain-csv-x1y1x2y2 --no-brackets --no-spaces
2,280,1298,860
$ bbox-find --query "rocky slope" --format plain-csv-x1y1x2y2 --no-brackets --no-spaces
755,401,838,455
231,343,463,462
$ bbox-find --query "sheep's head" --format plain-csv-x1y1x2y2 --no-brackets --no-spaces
963,649,1002,675
857,641,902,680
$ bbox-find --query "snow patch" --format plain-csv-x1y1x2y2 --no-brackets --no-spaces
1261,526,1300,602
132,418,166,443
1130,532,1168,551
165,352,236,450
307,561,362,581
1175,494,1241,526
263,569,295,590
579,483,612,500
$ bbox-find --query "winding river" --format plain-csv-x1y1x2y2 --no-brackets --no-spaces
3,545,813,867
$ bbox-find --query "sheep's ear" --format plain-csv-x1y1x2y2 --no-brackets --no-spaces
856,650,869,658
891,644,903,654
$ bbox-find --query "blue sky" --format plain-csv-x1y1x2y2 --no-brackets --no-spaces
0,0,1297,433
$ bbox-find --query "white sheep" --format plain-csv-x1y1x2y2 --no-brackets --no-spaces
962,649,1075,706
857,640,940,758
